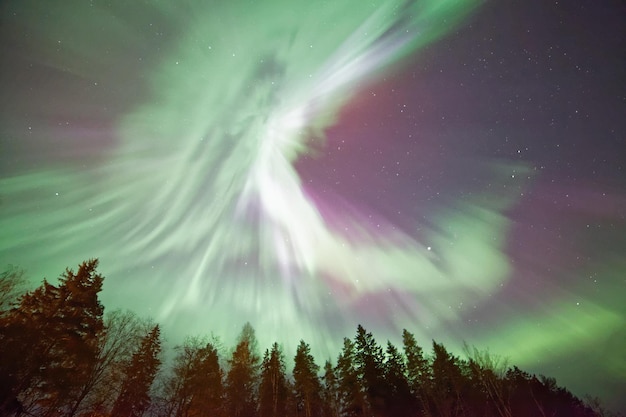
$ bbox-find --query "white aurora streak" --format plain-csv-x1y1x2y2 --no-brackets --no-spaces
0,0,521,354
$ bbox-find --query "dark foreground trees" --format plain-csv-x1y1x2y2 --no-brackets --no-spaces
111,325,162,417
0,260,105,416
226,322,261,417
0,261,160,417
161,336,224,417
259,343,288,417
293,340,322,417
0,260,615,417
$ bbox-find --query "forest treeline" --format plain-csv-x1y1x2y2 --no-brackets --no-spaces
0,260,619,417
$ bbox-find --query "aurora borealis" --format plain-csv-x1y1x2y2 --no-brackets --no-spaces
1,0,625,411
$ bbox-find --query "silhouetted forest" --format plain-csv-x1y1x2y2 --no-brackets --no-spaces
0,260,620,417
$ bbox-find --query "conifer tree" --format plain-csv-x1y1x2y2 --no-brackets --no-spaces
321,360,340,417
162,337,224,417
402,329,431,415
384,341,414,417
335,338,366,417
186,341,224,417
1,261,606,417
293,340,323,417
0,259,105,415
111,324,162,417
226,322,260,417
259,343,288,417
354,325,385,416
430,341,467,417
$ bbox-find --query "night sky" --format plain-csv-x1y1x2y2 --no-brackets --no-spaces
1,0,625,411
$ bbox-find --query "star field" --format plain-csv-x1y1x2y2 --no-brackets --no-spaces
1,0,624,411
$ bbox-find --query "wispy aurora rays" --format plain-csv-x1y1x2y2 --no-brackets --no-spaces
0,0,527,352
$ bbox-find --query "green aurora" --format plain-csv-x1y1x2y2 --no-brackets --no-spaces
1,0,624,410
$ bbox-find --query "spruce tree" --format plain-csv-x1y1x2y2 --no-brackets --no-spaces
163,337,224,417
111,324,162,417
293,340,322,417
186,341,224,417
335,338,365,417
0,259,104,415
402,329,431,415
384,341,414,417
354,325,385,416
430,341,467,417
259,343,288,417
321,360,340,417
226,322,260,417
